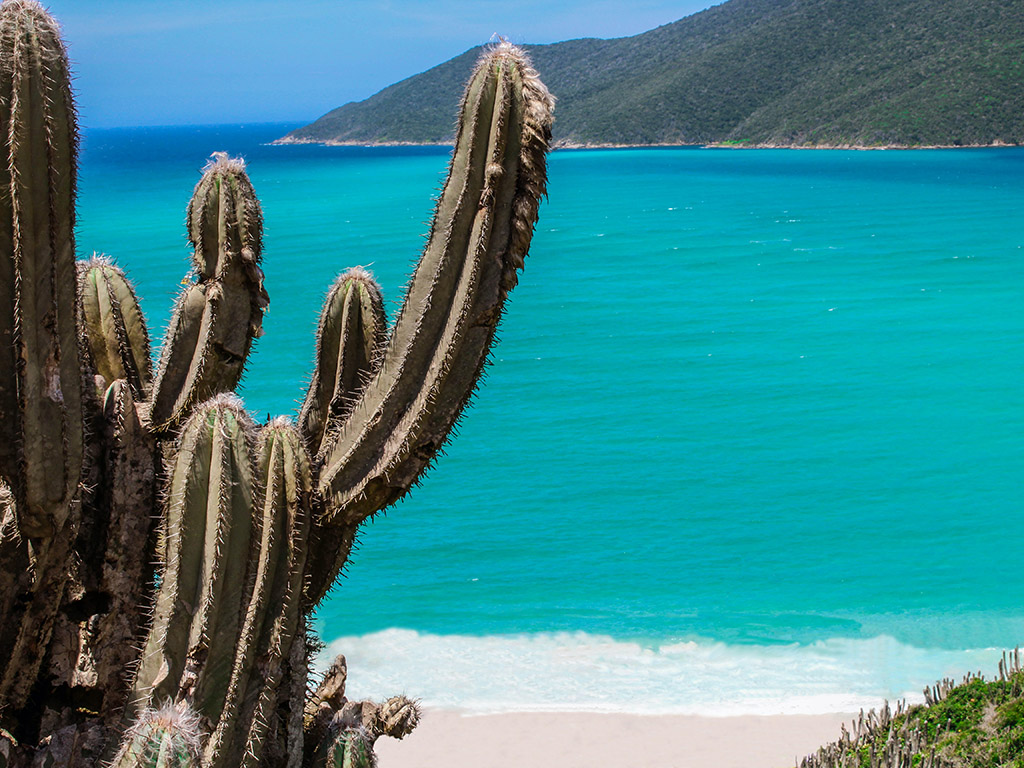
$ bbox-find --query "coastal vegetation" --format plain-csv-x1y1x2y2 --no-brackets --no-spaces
798,651,1024,768
0,1,553,766
281,0,1024,148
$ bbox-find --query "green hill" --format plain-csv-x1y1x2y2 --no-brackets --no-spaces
280,0,1024,147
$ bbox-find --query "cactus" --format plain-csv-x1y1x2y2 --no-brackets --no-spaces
313,729,375,768
77,257,152,399
299,269,387,458
305,657,418,768
0,1,553,766
109,704,202,768
148,154,269,432
0,0,83,725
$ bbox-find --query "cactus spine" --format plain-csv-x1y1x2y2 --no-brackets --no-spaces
0,1,553,765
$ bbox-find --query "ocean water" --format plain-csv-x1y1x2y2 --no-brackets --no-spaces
77,124,1024,715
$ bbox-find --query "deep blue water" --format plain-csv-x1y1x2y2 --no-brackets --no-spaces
77,124,1024,713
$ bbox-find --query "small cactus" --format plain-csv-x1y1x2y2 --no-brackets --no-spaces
109,704,202,768
0,1,553,766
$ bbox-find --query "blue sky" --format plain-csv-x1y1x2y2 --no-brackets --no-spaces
42,1,717,128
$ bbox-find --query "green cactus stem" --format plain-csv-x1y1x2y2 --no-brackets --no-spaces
300,268,387,458
129,395,257,723
331,729,375,768
204,418,311,768
312,43,553,591
0,0,85,718
148,155,269,431
0,0,83,538
78,257,152,399
0,0,82,701
109,703,202,768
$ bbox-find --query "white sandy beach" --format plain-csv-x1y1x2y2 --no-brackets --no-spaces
375,710,854,768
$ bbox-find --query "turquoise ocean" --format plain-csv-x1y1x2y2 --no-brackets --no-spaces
78,123,1024,715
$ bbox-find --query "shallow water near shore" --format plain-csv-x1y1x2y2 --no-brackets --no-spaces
77,124,1024,714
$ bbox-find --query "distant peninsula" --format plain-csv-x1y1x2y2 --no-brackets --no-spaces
278,0,1024,149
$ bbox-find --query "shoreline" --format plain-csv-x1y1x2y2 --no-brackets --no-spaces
374,709,855,768
273,135,1018,151
271,136,452,148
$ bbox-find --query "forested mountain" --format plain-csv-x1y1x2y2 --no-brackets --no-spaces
280,0,1024,147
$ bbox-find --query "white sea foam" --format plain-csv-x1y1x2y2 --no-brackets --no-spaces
320,630,1005,716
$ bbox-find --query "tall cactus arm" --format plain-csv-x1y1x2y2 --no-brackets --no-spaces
317,43,553,526
0,0,84,724
129,395,257,724
205,419,310,768
148,155,268,431
78,257,153,399
0,0,82,538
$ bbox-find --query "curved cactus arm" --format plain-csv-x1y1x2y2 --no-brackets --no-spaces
316,44,553,529
78,257,153,399
205,418,311,768
300,268,388,458
129,395,257,724
148,155,268,431
110,703,203,768
0,0,82,539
